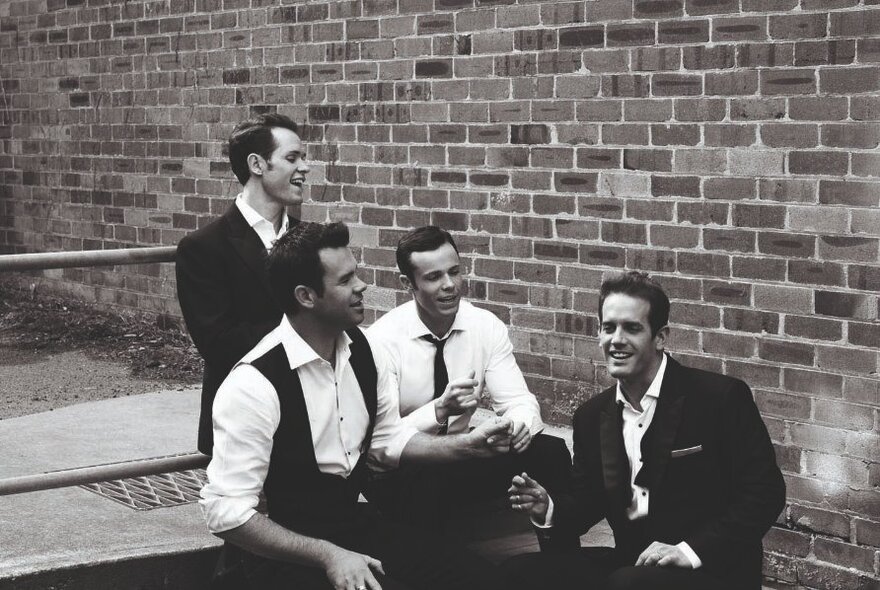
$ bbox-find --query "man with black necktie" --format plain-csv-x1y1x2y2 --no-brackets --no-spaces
504,271,785,590
365,225,573,535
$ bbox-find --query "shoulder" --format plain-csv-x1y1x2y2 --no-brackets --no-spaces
177,210,231,251
574,386,615,424
369,301,416,336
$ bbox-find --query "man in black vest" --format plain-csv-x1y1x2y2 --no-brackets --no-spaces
176,113,307,455
201,221,510,590
504,271,785,590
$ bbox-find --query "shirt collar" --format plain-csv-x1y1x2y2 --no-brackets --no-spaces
235,194,289,249
279,315,352,371
615,353,668,409
406,300,470,341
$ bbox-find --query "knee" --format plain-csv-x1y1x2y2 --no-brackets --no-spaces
602,566,655,590
499,553,546,589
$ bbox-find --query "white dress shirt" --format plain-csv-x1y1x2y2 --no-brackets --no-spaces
235,194,289,250
200,317,418,534
541,354,701,568
367,300,543,440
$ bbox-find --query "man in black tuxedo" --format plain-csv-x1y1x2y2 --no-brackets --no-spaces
176,113,309,454
506,271,785,590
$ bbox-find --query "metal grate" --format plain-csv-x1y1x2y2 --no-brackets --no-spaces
80,469,207,511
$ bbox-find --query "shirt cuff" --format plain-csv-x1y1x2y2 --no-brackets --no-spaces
676,541,702,569
502,408,544,436
199,494,258,534
531,495,555,528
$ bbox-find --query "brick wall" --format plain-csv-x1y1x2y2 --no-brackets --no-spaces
1,0,878,586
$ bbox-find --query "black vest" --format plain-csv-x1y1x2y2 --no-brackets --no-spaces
249,328,378,536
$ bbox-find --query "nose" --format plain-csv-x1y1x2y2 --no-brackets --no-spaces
440,274,455,290
610,327,625,346
354,276,368,294
297,157,310,174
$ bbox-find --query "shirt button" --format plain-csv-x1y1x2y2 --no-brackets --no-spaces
347,452,351,456
340,417,344,421
639,457,643,462
638,424,643,428
642,492,647,496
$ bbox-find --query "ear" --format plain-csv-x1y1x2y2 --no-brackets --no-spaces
399,274,414,291
653,325,670,351
293,285,318,310
247,153,263,177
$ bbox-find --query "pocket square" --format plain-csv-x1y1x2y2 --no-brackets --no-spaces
670,445,702,458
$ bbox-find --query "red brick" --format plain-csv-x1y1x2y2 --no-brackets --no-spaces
651,175,700,198
821,123,880,149
732,203,785,229
821,67,880,95
651,124,699,146
658,19,709,44
854,519,880,548
819,180,879,207
830,9,880,37
816,345,878,375
790,504,851,539
814,538,876,573
789,97,848,121
785,315,843,342
795,40,856,67
633,0,683,18
713,16,767,42
674,98,726,121
789,151,849,176
759,339,815,366
632,47,681,72
756,390,811,421
730,97,786,121
788,260,846,288
764,527,811,558
579,244,626,267
761,123,818,148
737,42,794,68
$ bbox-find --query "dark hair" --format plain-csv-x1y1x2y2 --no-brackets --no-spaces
267,221,350,315
598,271,670,336
228,113,300,185
396,226,459,283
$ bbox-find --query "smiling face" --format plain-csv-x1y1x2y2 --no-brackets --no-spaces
402,242,463,336
258,127,309,207
599,293,668,399
310,246,367,330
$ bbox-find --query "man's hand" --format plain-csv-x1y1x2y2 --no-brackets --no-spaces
635,541,692,568
435,370,480,424
467,416,513,457
509,420,532,453
508,472,549,522
323,547,385,590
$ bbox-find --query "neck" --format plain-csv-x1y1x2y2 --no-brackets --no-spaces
288,313,340,364
415,302,455,339
619,353,663,409
241,185,285,233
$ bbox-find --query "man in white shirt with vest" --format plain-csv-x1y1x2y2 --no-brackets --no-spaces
201,221,512,590
366,225,573,535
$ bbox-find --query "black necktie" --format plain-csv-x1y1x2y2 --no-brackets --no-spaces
421,334,449,434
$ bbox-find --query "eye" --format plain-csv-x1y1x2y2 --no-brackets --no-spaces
448,267,460,276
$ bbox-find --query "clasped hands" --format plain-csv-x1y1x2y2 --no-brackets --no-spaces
437,370,531,453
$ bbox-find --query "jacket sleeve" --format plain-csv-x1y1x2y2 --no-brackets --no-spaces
175,233,277,372
684,381,786,568
546,406,607,539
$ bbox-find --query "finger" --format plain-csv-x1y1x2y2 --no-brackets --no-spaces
635,549,649,566
367,557,385,576
364,568,383,590
656,554,674,568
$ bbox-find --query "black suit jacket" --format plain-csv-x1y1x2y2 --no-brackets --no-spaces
546,356,785,590
175,204,297,454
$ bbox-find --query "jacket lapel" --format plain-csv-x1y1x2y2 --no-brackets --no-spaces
639,356,686,492
599,391,632,510
224,205,275,298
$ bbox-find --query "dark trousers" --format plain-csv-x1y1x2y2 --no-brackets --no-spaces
239,507,499,590
502,547,736,590
364,433,572,531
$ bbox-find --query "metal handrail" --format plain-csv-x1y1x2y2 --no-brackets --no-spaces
0,245,192,496
0,454,210,496
0,246,177,272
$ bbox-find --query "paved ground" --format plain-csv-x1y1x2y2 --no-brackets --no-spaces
0,389,218,581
